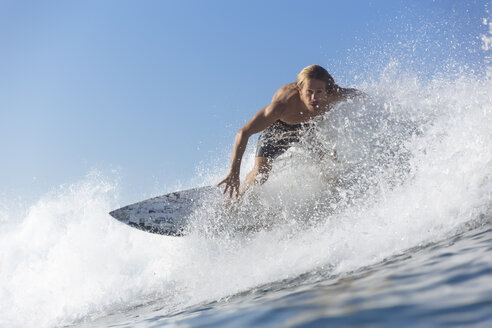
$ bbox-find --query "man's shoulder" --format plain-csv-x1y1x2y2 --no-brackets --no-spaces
341,87,359,95
335,87,365,101
340,87,366,97
273,83,299,104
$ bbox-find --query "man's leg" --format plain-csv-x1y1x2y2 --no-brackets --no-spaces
241,156,272,194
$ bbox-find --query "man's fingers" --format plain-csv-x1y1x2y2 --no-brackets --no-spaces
218,177,230,194
218,176,241,198
222,184,229,195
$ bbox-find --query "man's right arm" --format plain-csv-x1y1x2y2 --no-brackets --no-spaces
218,100,286,197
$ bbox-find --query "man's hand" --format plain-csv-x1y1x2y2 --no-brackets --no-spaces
218,170,240,198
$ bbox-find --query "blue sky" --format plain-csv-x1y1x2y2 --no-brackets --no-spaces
0,0,490,203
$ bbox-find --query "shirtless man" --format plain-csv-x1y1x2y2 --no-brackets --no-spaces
218,65,357,198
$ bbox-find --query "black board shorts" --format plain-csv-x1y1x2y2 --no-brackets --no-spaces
256,120,308,159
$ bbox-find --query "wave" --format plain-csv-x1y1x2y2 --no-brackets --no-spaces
1,66,492,328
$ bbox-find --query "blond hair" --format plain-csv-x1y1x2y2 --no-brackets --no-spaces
296,65,335,91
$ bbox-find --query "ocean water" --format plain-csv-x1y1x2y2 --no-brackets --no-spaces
1,68,490,328
80,224,492,328
2,23,492,328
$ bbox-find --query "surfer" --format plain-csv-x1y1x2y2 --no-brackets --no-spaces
218,65,358,198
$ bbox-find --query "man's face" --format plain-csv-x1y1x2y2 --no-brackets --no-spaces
299,78,329,111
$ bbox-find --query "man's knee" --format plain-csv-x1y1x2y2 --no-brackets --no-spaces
254,157,272,184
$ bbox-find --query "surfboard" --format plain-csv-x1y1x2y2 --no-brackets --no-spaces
109,186,221,236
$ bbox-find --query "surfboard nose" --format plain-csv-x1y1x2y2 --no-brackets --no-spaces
108,186,221,236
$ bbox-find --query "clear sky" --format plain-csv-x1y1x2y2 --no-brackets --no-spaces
0,0,490,203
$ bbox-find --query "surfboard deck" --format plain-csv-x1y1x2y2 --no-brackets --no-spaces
109,186,221,236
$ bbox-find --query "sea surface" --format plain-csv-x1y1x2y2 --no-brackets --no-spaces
82,223,492,328
1,68,491,328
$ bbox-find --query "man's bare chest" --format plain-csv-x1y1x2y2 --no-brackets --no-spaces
280,105,326,125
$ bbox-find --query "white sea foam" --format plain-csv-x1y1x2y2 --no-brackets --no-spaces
1,69,492,328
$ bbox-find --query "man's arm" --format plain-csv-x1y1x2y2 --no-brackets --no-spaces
218,100,286,198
